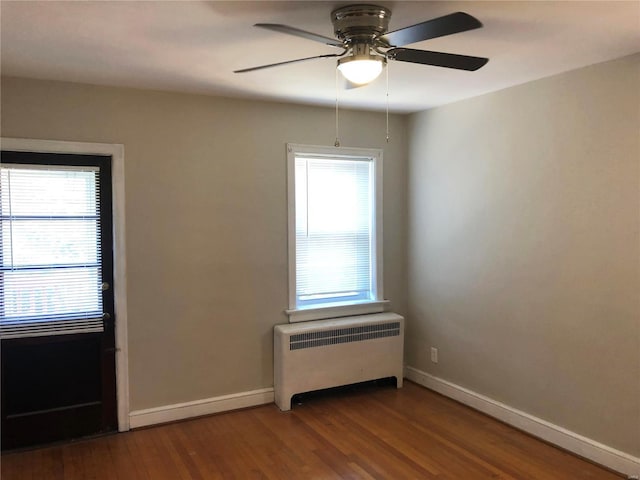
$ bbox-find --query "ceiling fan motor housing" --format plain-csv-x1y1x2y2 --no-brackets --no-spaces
331,4,391,45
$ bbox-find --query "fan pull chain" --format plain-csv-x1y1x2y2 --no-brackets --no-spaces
334,68,341,147
386,61,390,143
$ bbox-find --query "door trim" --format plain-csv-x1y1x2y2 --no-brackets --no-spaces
1,137,130,432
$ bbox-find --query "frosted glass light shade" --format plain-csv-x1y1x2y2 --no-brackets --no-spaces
337,58,384,85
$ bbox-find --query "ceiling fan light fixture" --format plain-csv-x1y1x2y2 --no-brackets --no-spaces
337,54,386,85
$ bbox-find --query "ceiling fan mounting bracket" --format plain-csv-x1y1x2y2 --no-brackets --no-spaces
331,4,391,45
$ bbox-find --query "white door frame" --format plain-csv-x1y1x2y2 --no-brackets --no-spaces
1,137,130,432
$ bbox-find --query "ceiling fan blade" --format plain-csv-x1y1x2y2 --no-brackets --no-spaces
234,53,344,73
388,48,488,71
380,12,482,47
255,23,344,48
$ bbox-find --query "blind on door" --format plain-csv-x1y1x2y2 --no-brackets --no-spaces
0,164,104,339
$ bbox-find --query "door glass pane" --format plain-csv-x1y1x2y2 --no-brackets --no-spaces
2,219,99,267
0,167,97,216
2,268,102,321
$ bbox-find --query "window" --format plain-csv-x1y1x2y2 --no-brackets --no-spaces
287,144,385,322
0,159,108,338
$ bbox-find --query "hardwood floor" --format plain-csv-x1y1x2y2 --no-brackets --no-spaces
1,381,623,479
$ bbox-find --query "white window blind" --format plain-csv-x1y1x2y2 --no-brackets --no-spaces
0,164,104,338
294,154,375,308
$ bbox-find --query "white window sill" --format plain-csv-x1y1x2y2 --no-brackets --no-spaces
285,300,390,323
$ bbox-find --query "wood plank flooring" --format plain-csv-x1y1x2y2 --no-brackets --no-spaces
1,381,624,479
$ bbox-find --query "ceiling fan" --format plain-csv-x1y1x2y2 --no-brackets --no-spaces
234,4,489,86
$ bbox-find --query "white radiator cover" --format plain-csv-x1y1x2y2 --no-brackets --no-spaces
274,312,404,411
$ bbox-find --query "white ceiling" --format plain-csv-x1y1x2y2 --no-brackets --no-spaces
1,1,639,113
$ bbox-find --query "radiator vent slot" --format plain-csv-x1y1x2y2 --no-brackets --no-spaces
290,321,400,350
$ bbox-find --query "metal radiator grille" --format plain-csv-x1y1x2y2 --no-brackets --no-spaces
290,321,400,350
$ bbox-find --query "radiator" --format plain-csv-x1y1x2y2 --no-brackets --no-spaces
274,312,404,411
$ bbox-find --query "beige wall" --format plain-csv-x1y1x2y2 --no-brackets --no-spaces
406,54,640,456
0,77,408,410
3,53,638,458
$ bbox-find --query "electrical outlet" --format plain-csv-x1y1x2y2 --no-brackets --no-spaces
430,347,438,364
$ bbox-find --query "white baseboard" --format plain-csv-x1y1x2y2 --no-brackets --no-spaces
405,366,640,478
129,388,274,429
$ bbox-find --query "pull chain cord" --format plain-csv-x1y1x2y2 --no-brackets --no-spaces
386,61,390,143
335,68,340,147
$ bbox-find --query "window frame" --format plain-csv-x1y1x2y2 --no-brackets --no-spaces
286,143,387,323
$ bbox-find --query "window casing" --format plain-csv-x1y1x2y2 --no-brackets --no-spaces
287,144,385,322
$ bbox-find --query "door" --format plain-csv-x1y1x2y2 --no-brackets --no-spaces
0,151,117,450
